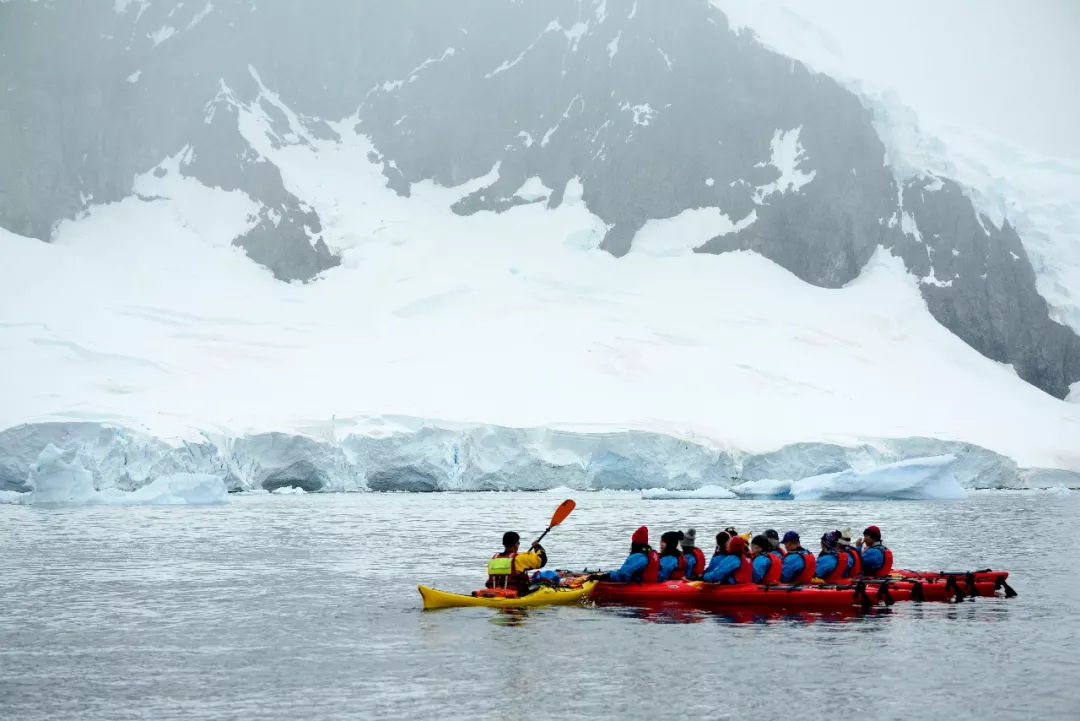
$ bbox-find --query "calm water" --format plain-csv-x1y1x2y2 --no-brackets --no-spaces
2,492,1078,720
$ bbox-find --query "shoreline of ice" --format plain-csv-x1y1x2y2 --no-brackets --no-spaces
0,420,1077,503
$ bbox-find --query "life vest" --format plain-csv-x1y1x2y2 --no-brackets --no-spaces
791,548,817,585
641,550,660,582
487,552,530,592
687,547,706,580
763,551,784,584
731,555,753,584
668,553,687,580
843,547,862,578
863,544,893,577
818,551,847,583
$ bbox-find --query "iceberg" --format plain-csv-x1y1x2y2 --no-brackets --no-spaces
122,473,228,505
790,455,966,501
29,444,98,505
641,485,737,500
730,478,793,499
25,444,226,506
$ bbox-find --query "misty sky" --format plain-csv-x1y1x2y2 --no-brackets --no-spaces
721,0,1080,161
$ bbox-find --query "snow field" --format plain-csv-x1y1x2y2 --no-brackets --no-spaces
1,88,1078,477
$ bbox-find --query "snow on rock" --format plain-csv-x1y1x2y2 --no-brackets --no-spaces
752,127,816,202
632,207,756,256
790,455,966,501
641,485,737,500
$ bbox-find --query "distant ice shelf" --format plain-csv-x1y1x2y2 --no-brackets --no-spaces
1,420,1076,502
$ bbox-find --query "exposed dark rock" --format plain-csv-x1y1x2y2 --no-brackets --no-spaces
0,0,1076,395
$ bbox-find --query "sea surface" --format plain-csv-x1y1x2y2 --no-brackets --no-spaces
2,491,1078,720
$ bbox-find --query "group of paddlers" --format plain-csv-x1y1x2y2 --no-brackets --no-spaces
485,525,892,594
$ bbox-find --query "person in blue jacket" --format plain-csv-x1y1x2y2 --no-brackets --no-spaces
749,535,774,583
604,525,655,582
780,530,809,582
857,525,888,575
703,535,746,583
815,530,846,579
700,530,731,579
657,531,686,581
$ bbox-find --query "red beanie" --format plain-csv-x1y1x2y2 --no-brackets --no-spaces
727,536,748,554
631,525,649,545
864,525,881,540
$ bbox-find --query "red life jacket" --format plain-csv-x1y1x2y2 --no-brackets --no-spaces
687,547,707,580
642,550,660,582
865,545,894,577
732,555,753,584
668,553,688,580
843,547,862,577
819,551,847,583
791,548,816,585
487,551,531,593
763,551,784,584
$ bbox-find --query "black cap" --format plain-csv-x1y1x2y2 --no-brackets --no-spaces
764,529,779,540
502,531,520,548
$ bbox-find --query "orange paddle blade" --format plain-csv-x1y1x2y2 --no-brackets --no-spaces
549,499,576,528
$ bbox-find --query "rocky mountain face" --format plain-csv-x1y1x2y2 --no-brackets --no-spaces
1,0,1077,397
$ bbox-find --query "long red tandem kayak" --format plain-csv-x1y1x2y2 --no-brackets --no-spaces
591,572,1015,611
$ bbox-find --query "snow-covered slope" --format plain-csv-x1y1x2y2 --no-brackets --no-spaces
1,117,1077,476
0,0,1078,493
713,0,1080,336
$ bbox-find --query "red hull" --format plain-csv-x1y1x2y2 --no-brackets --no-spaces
592,573,1012,611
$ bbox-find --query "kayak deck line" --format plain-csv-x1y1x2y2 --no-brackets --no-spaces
418,581,597,610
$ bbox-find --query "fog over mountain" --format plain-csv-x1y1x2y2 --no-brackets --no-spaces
1,1,1078,493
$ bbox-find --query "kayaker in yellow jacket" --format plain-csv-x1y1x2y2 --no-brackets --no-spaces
486,531,547,594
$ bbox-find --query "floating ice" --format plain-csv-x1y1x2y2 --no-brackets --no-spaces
24,444,226,506
790,454,966,501
640,485,737,500
730,478,793,498
122,473,227,505
271,485,307,495
29,444,98,504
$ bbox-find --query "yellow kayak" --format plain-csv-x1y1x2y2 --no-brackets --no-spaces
418,581,596,610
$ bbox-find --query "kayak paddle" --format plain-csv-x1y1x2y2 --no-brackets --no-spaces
533,499,575,546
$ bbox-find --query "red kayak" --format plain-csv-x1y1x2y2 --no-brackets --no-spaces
592,580,885,611
592,574,1014,611
890,569,1015,598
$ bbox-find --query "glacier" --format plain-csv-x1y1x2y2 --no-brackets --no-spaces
21,443,227,506
1,421,1076,500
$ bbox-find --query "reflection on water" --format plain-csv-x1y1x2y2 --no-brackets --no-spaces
0,491,1076,721
594,602,895,625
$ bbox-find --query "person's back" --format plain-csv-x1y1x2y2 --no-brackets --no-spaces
606,526,660,582
657,531,687,581
703,536,751,584
701,531,730,579
487,531,547,594
779,531,816,583
749,535,774,583
681,529,707,580
857,525,892,576
815,530,848,582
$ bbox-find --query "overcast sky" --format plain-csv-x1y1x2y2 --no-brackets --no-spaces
716,0,1080,160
